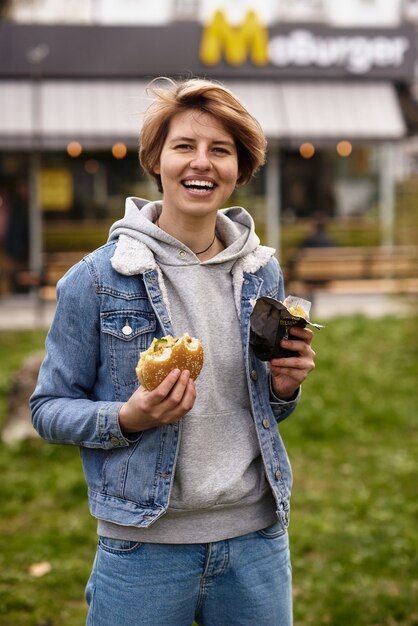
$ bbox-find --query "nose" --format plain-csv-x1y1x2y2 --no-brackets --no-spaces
190,148,212,170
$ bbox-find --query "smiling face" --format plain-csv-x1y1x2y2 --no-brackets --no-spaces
153,109,239,222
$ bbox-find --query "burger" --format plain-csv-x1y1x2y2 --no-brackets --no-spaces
136,333,204,391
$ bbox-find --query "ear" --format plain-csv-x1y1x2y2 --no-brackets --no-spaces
153,162,161,175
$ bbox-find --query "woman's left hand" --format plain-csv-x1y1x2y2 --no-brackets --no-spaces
269,326,316,401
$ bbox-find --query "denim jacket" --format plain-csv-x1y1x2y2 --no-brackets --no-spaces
31,235,299,531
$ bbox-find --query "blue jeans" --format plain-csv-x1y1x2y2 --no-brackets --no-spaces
85,521,292,625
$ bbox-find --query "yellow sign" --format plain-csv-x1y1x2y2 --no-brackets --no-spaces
40,168,73,211
200,10,269,66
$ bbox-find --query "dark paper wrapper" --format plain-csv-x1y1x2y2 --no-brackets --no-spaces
249,296,324,360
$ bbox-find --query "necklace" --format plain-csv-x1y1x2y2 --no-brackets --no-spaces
156,217,216,255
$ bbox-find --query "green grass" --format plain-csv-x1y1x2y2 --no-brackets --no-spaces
0,317,417,625
283,316,418,625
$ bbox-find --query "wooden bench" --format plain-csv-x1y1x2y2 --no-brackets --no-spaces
43,251,87,294
15,251,87,301
285,245,418,296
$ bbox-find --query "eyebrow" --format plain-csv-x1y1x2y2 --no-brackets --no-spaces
168,136,236,147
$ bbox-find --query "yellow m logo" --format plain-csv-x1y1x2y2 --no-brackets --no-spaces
200,10,269,66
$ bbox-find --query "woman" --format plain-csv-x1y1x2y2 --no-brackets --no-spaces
31,77,315,626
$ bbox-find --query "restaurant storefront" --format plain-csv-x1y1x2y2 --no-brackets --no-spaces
0,12,417,290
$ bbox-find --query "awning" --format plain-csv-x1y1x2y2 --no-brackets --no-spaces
228,81,406,142
0,79,406,149
0,80,150,149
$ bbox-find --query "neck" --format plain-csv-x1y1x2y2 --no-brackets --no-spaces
156,213,219,257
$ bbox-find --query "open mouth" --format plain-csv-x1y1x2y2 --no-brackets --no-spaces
182,179,215,192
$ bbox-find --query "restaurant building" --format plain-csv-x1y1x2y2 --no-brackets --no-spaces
1,6,418,289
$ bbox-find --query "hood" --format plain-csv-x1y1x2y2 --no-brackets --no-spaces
108,196,262,269
108,197,276,316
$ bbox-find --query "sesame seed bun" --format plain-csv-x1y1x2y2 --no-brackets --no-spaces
135,333,204,391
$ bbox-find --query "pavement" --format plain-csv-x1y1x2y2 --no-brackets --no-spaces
0,290,416,331
310,290,417,319
0,295,57,331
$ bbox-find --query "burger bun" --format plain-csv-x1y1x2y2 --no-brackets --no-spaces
136,333,204,391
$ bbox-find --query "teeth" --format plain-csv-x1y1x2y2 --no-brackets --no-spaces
183,180,214,188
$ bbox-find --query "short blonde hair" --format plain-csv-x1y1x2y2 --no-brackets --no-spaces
139,77,267,192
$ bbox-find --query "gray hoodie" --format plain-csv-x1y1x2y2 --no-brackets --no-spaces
98,198,277,543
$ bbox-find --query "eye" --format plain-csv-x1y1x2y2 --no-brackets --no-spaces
212,145,233,155
174,143,193,151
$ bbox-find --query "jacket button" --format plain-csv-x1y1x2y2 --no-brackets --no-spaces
251,370,258,381
122,324,133,336
262,418,270,429
275,469,282,480
110,435,121,446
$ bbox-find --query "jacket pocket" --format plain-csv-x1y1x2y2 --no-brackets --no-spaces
100,429,161,505
101,310,156,397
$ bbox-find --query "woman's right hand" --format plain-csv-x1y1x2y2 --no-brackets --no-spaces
118,369,196,433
